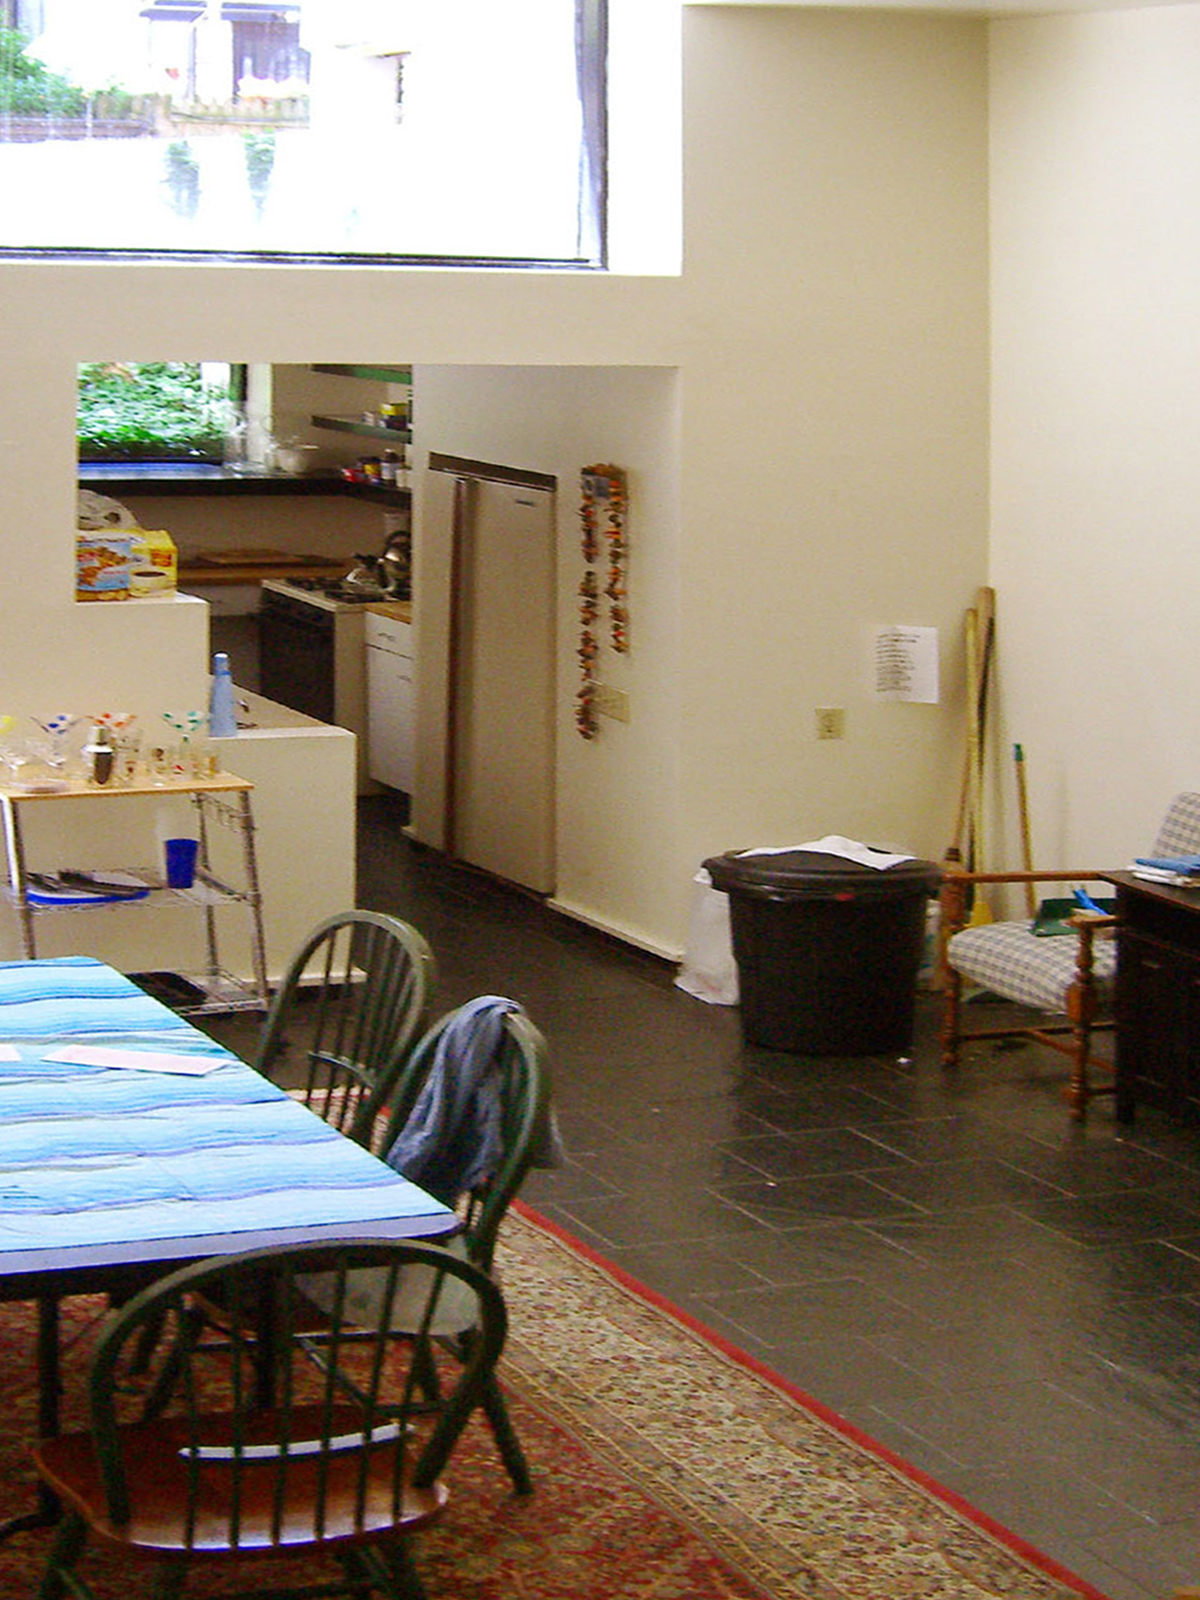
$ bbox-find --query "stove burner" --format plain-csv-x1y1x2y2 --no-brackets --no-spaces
284,576,380,603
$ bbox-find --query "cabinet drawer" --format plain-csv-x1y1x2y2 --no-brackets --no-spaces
364,612,413,655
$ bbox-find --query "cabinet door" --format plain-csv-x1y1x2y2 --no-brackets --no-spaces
1118,931,1191,1117
366,647,415,792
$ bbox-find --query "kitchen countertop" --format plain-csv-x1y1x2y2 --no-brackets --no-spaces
79,464,408,508
365,600,413,622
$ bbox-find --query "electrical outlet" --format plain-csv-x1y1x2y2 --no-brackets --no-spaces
593,684,631,723
815,707,845,740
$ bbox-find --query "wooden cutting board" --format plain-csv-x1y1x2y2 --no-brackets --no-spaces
193,548,343,566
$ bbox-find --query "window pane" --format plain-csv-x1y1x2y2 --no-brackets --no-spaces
77,361,237,461
0,1,604,265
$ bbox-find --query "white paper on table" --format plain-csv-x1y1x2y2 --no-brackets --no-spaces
0,1044,19,1060
42,1045,227,1076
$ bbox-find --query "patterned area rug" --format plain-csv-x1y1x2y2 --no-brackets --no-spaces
0,1206,1112,1598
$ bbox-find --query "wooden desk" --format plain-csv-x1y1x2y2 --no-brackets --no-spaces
1107,870,1200,1123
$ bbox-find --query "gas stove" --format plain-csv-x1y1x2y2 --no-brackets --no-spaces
263,576,385,609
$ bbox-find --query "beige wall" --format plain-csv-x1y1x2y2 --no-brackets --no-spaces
990,4,1200,871
676,8,989,879
0,5,990,961
408,365,683,953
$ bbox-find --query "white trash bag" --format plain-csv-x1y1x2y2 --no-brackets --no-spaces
674,867,739,1006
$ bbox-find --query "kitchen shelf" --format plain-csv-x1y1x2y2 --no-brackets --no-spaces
310,364,412,385
0,772,268,1016
310,414,411,445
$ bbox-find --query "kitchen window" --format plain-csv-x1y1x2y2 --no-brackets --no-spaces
77,361,242,463
0,0,606,268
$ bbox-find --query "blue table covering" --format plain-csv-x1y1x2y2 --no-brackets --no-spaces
0,957,454,1259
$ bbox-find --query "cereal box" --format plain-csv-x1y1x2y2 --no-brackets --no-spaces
76,534,133,601
130,529,177,591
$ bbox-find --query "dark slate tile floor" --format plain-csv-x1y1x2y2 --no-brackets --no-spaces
206,796,1200,1600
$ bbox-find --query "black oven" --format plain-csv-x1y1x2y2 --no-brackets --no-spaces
258,586,337,724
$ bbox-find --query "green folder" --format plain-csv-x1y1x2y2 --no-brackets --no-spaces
1031,897,1115,936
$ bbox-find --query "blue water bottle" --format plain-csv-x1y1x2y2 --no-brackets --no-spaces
209,652,238,738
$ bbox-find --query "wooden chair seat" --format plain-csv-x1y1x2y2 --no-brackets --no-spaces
35,1407,447,1555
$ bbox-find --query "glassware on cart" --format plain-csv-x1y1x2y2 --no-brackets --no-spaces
31,714,82,780
92,713,140,784
161,711,208,778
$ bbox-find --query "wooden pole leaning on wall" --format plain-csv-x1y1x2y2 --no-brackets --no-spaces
1013,742,1037,917
937,586,997,973
944,586,996,874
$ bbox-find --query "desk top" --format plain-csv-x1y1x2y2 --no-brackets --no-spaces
1104,870,1200,913
0,958,454,1288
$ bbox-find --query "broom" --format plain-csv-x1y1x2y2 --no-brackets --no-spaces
1013,742,1037,917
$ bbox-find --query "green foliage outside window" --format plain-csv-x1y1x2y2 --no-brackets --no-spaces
77,363,233,462
0,23,86,118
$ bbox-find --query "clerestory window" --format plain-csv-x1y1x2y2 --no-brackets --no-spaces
0,0,606,268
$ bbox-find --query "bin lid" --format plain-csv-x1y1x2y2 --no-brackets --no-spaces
704,848,941,899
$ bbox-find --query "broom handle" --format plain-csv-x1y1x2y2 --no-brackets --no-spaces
1014,743,1036,916
965,608,981,872
946,587,996,868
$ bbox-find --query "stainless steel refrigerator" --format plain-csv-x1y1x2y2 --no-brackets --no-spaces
423,454,557,895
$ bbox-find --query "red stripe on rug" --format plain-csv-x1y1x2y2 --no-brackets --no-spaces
512,1197,1116,1600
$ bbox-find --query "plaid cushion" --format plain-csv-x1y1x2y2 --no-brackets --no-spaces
948,795,1200,1014
948,919,1116,1013
1152,792,1200,857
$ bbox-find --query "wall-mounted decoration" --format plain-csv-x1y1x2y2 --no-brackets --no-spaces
577,464,628,740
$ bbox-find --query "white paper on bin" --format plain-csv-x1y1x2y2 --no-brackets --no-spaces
738,836,914,871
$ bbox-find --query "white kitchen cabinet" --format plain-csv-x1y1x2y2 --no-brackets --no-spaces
365,609,415,792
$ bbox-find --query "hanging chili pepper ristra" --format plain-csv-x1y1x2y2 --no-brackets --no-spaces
577,464,629,739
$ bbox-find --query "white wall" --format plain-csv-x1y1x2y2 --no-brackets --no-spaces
990,4,1200,869
0,5,990,965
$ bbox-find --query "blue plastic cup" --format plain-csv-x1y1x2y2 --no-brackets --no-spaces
164,837,199,889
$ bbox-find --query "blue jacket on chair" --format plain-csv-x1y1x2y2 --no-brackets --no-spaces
385,995,517,1207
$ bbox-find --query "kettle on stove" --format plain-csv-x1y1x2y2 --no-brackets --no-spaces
342,555,388,599
376,532,411,599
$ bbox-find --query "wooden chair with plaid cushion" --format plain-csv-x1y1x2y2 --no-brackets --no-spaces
940,792,1200,1120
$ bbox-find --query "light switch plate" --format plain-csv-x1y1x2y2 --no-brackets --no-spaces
594,684,631,722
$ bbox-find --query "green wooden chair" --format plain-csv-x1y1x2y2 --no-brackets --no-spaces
33,1238,506,1600
257,909,436,1154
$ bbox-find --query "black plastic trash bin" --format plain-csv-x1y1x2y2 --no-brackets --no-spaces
704,848,941,1055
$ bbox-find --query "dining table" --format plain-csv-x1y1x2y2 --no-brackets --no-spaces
0,955,458,1538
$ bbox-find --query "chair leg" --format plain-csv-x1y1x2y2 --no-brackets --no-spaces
38,1511,90,1600
148,1560,188,1600
941,963,964,1071
343,1540,430,1600
480,1368,533,1495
